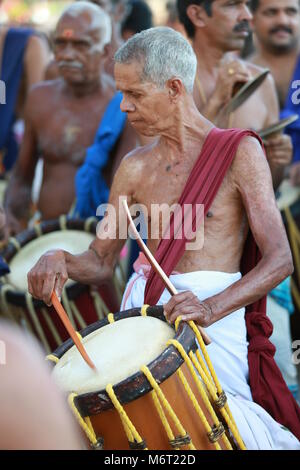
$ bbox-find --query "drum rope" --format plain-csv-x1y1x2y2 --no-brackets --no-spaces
25,293,51,353
106,384,148,450
68,300,87,330
68,393,102,449
189,350,244,449
90,288,109,320
141,365,196,451
40,307,63,347
59,215,67,231
107,313,115,324
0,284,17,322
182,318,241,441
61,290,76,329
8,236,21,252
46,354,59,364
150,390,180,450
167,339,233,450
176,368,222,450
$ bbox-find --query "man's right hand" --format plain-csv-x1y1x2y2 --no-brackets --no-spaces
210,60,250,111
27,250,69,306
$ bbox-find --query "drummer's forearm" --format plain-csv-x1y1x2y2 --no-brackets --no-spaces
64,249,113,285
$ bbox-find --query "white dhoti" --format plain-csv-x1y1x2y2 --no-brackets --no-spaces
121,267,300,450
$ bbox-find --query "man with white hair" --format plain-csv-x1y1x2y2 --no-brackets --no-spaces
28,27,300,449
4,1,136,233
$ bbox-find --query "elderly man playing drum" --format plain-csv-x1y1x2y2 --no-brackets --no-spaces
28,27,300,449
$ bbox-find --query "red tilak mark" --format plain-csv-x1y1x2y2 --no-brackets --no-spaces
62,29,74,38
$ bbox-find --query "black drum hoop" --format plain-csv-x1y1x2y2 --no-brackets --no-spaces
51,306,198,417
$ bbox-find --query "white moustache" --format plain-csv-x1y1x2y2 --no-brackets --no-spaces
58,61,83,70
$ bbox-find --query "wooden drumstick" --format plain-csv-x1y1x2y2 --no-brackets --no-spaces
51,291,97,371
122,200,211,345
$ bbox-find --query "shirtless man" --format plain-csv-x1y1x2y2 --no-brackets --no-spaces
27,27,300,449
4,2,136,234
250,0,300,180
176,0,293,188
0,1,49,172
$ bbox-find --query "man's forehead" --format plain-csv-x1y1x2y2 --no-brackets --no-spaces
56,12,95,38
258,0,299,9
115,62,144,87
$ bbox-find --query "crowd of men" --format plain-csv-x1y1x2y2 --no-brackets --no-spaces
1,0,300,450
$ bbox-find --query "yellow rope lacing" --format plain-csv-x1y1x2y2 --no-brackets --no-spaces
168,339,232,450
173,317,246,450
150,390,180,449
106,384,147,450
107,313,115,324
176,368,222,450
141,365,196,451
45,354,59,364
68,393,100,448
176,318,237,428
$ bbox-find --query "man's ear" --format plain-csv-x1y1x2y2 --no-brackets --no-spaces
186,4,209,29
167,78,184,101
101,43,111,60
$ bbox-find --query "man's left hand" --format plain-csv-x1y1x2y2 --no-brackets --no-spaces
264,134,293,168
163,291,214,327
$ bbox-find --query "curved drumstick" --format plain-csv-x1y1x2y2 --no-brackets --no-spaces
122,200,211,345
51,292,97,371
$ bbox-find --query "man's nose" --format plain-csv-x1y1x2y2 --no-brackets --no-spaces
59,42,77,60
239,2,253,22
120,95,135,113
276,10,291,26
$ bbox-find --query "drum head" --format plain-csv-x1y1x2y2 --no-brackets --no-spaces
7,230,95,291
258,115,299,139
276,179,300,211
225,69,269,114
52,316,175,395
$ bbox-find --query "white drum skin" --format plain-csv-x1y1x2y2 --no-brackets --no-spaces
7,230,95,291
52,316,175,395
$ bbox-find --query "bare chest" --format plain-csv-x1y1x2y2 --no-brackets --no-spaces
134,164,244,243
35,95,109,166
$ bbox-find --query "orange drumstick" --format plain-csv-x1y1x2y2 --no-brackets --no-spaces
51,291,97,371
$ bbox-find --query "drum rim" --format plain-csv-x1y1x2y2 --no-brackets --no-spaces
51,306,197,417
0,217,98,307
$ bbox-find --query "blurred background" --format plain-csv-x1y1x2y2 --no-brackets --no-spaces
0,0,171,29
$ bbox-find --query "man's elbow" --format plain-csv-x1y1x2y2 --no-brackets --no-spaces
277,250,294,281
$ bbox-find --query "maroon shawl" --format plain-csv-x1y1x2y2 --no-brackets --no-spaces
144,127,300,440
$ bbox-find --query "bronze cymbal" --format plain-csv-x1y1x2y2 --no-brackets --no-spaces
225,69,270,114
258,114,299,139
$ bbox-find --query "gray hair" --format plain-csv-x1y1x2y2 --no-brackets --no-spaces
61,1,112,51
114,26,197,94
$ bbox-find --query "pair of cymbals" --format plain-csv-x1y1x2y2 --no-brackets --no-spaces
225,68,270,114
258,114,299,139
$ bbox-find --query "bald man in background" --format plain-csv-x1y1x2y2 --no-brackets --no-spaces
4,2,136,236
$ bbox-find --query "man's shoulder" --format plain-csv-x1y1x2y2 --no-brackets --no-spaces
121,140,158,175
26,79,63,112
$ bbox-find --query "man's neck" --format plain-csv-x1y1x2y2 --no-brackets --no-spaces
193,33,225,75
159,98,213,161
64,76,103,98
255,42,300,64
